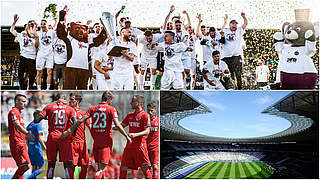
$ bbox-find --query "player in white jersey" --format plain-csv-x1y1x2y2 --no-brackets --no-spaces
10,14,39,90
202,50,234,90
138,30,164,90
36,19,55,90
196,14,226,65
222,12,248,90
89,23,104,90
52,31,67,90
157,31,192,90
111,27,138,90
186,25,198,89
255,60,270,89
173,20,192,89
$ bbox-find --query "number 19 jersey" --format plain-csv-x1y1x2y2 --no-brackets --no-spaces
85,102,118,147
40,101,76,142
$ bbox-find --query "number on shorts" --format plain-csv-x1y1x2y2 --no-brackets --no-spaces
93,112,107,128
54,109,66,125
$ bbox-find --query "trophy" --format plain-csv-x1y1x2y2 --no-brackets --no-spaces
100,12,128,57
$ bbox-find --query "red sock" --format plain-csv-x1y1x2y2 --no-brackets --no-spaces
153,168,159,179
143,169,152,179
79,166,88,179
119,169,127,179
12,166,28,179
131,169,138,179
65,167,74,179
47,166,55,179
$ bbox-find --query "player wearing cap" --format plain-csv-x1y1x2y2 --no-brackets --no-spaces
8,94,35,179
222,12,248,90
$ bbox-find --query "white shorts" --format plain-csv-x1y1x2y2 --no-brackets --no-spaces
141,57,157,70
111,71,134,90
161,69,184,90
182,57,191,70
36,55,54,70
191,58,197,75
204,81,225,90
96,79,111,90
133,57,140,66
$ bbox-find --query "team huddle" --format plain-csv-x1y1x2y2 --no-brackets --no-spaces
8,92,159,179
10,4,250,90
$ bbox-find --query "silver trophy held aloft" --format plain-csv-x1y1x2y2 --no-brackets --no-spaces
101,12,128,57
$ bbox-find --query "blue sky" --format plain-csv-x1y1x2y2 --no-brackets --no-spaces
179,91,293,138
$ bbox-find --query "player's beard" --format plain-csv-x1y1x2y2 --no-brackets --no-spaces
124,35,131,41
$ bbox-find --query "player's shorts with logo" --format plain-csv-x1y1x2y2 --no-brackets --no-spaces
72,141,89,166
121,143,150,169
10,143,31,166
161,70,184,90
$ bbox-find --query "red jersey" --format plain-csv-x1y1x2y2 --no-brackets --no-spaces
8,107,26,145
73,108,90,143
85,102,118,146
146,116,159,151
122,109,151,146
41,100,76,142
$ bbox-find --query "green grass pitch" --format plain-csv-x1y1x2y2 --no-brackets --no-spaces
184,162,274,179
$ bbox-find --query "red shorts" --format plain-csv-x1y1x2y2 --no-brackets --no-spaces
72,141,89,166
147,148,159,166
10,143,30,167
93,144,111,164
46,140,73,164
121,143,150,169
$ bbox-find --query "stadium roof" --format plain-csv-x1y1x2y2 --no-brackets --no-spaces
161,91,318,143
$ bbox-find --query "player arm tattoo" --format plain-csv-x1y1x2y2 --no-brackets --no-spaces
162,5,174,30
202,69,215,86
196,14,203,39
62,115,88,138
241,12,248,30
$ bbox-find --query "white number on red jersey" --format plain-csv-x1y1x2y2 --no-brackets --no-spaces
54,109,66,125
92,112,107,128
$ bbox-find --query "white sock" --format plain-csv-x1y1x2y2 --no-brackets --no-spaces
139,74,144,90
150,75,156,90
46,84,51,90
37,85,41,90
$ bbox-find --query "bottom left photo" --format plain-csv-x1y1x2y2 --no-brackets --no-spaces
1,91,160,179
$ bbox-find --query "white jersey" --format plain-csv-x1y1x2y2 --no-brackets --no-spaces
36,29,55,57
131,27,143,42
223,27,245,57
16,31,37,59
52,32,67,65
256,65,269,82
188,35,198,59
158,42,187,72
138,34,164,59
66,35,93,70
201,33,222,62
275,41,317,74
203,60,229,89
96,49,114,80
113,40,138,74
174,29,190,60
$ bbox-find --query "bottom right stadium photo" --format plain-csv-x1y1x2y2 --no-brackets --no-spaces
160,91,319,179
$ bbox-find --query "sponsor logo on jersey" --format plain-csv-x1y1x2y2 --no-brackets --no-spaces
129,122,140,127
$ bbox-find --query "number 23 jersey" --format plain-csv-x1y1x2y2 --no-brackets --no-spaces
40,100,76,142
85,102,118,146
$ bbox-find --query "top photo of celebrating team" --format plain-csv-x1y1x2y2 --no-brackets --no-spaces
1,0,319,90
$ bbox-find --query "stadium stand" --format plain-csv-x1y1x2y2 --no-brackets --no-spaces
160,91,319,179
